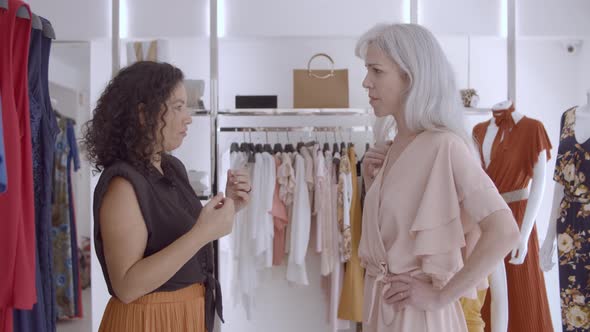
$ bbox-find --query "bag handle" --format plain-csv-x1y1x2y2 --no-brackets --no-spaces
307,53,335,79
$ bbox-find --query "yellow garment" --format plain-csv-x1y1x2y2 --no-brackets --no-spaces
460,289,488,332
337,146,364,321
133,40,158,62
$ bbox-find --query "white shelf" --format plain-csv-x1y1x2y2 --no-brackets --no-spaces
462,106,492,116
219,108,371,115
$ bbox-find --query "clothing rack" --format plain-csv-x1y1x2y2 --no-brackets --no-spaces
218,126,371,132
218,109,369,116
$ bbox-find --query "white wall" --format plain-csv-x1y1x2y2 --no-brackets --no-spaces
518,0,590,37
49,44,90,92
24,0,111,40
579,38,590,96
89,39,113,332
223,0,405,38
419,0,502,36
123,0,210,38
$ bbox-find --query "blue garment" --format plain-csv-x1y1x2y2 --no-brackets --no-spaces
66,119,81,317
14,21,58,332
39,17,59,327
0,93,6,194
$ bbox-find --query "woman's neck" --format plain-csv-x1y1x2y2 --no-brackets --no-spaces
392,110,415,138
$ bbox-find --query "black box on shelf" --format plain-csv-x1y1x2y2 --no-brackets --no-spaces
235,95,277,109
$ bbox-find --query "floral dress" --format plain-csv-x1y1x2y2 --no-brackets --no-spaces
554,107,590,331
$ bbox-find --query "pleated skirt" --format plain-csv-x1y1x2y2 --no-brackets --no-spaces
98,283,206,332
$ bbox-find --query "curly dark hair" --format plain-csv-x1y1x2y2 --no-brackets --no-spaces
82,61,184,173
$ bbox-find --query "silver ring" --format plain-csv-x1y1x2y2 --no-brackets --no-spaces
246,186,252,194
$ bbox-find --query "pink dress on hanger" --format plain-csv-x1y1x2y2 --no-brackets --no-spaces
271,155,288,266
359,130,510,332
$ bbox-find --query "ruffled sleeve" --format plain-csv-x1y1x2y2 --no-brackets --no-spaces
410,135,510,298
525,119,552,178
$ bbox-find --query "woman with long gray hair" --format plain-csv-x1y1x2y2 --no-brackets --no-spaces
358,23,519,331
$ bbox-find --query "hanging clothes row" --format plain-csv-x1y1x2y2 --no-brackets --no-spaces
0,2,81,331
13,12,60,332
0,2,37,332
218,127,368,330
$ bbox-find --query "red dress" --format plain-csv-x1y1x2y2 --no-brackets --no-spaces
0,1,36,330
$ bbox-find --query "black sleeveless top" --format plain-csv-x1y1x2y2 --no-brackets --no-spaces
93,154,222,330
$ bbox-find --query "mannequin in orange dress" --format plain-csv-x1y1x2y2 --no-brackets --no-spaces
473,100,554,332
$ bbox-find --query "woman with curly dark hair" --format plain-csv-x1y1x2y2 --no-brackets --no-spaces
83,61,251,332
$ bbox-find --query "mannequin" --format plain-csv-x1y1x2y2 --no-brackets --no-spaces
488,263,509,332
483,99,547,264
473,99,554,332
539,91,590,331
541,92,590,269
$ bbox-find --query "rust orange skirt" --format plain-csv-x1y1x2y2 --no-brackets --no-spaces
98,283,206,332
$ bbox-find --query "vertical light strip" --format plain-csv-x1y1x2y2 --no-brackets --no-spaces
210,0,219,194
402,0,411,23
119,0,128,39
411,0,419,24
112,0,120,75
507,0,516,102
500,0,508,38
218,0,226,38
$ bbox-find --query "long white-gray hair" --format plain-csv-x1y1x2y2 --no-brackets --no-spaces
356,23,476,152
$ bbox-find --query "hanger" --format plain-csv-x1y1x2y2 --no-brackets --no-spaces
273,143,283,154
333,142,339,154
255,143,263,153
31,12,42,30
40,16,56,39
247,141,255,163
285,143,294,153
0,0,8,10
230,142,239,153
296,142,305,153
239,142,248,152
284,131,294,153
340,141,346,152
16,3,30,19
365,142,370,152
263,143,272,154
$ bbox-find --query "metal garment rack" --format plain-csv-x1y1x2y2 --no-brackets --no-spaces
218,126,371,132
216,110,373,146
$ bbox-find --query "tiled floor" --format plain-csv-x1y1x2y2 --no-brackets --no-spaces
57,288,92,332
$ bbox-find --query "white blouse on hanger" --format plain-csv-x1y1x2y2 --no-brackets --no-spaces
286,152,311,285
255,152,276,269
314,144,325,254
235,152,263,318
281,152,296,255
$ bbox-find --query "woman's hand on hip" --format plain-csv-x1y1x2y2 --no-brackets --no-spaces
385,275,446,312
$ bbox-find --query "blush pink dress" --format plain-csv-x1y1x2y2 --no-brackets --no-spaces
359,130,510,332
